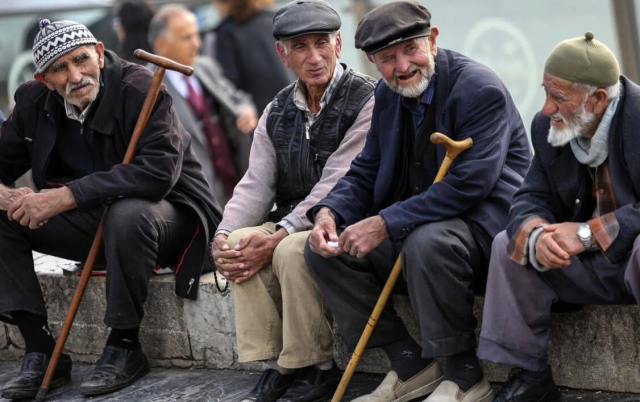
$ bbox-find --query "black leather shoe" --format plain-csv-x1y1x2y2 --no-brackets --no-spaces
1,352,72,400
494,367,561,402
79,346,150,396
279,363,341,402
237,369,296,402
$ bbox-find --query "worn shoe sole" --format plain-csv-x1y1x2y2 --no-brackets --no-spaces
79,364,150,397
1,374,71,400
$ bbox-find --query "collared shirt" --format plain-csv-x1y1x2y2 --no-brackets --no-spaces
292,63,344,125
400,76,436,134
166,69,204,100
65,99,93,124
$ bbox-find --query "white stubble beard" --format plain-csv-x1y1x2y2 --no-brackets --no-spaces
385,51,435,99
547,102,597,147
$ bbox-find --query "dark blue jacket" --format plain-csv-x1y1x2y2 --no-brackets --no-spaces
508,76,640,263
310,48,531,241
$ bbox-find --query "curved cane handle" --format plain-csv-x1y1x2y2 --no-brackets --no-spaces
430,132,473,159
430,132,473,183
134,49,194,76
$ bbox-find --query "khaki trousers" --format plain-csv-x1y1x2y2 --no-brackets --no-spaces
228,223,334,369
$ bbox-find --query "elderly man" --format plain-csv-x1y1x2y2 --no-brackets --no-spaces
150,4,257,205
304,2,531,402
0,19,221,399
478,33,636,402
210,1,375,401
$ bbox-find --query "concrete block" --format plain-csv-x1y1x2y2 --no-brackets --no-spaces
38,274,191,360
5,262,640,393
0,324,7,350
184,273,236,368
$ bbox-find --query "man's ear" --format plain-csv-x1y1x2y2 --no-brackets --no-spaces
276,42,291,69
428,26,439,57
95,42,105,68
334,31,342,59
366,54,375,64
34,72,55,91
589,88,609,115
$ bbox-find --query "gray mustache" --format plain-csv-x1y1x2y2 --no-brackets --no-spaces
65,77,94,95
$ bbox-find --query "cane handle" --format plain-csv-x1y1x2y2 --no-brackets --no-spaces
134,49,194,76
430,132,473,160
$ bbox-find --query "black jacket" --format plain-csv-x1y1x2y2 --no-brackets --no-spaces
508,76,640,263
0,50,222,299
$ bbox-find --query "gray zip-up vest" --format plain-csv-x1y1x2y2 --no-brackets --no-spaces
266,64,376,221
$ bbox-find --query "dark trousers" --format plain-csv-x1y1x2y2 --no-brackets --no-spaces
478,231,638,372
304,217,492,359
0,198,195,329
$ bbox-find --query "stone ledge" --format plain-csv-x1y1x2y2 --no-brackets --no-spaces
1,273,639,393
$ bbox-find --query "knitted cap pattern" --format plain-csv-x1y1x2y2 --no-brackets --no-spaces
33,19,98,73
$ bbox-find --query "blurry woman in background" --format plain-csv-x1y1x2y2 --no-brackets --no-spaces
207,0,294,114
115,0,155,64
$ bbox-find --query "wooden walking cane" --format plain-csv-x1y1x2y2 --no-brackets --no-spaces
35,50,194,401
331,132,473,402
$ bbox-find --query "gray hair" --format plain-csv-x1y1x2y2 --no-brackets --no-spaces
278,31,339,56
148,4,191,48
574,81,621,103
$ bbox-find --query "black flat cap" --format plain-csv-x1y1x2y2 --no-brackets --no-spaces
273,0,341,41
355,1,432,54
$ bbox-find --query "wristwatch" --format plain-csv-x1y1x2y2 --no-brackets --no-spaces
577,222,593,251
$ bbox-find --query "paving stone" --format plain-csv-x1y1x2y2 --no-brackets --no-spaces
0,362,637,402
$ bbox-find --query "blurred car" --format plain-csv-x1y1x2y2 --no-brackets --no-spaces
0,0,213,111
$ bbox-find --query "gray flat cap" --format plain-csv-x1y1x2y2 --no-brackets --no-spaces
273,0,341,41
355,1,431,55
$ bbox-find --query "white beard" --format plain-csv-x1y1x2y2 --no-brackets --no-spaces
547,103,597,147
385,52,435,98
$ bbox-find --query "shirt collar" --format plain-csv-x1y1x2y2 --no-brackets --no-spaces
293,63,344,116
65,100,93,123
400,75,436,110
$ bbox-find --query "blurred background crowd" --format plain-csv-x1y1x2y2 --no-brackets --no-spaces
3,1,640,133
0,0,638,199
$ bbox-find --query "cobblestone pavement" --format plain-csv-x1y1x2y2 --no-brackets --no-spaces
0,362,639,402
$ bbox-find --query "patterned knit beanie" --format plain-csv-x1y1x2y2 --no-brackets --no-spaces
544,31,619,87
33,19,98,74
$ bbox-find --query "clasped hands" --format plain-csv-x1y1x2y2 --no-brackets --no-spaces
0,185,76,229
212,228,287,284
309,207,388,259
535,222,590,269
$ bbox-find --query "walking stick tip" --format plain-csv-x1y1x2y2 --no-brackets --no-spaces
35,387,48,401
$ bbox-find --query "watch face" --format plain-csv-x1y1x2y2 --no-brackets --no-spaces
578,225,590,238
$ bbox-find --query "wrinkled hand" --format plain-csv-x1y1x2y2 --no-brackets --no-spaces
236,107,258,134
7,187,76,229
309,207,341,258
215,230,287,284
212,233,241,274
0,186,34,210
535,230,570,269
339,215,388,259
545,222,585,257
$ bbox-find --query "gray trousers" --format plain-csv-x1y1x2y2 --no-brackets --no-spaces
304,218,492,358
478,231,639,372
0,198,195,329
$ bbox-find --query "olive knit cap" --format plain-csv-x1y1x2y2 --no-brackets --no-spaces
544,31,619,87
